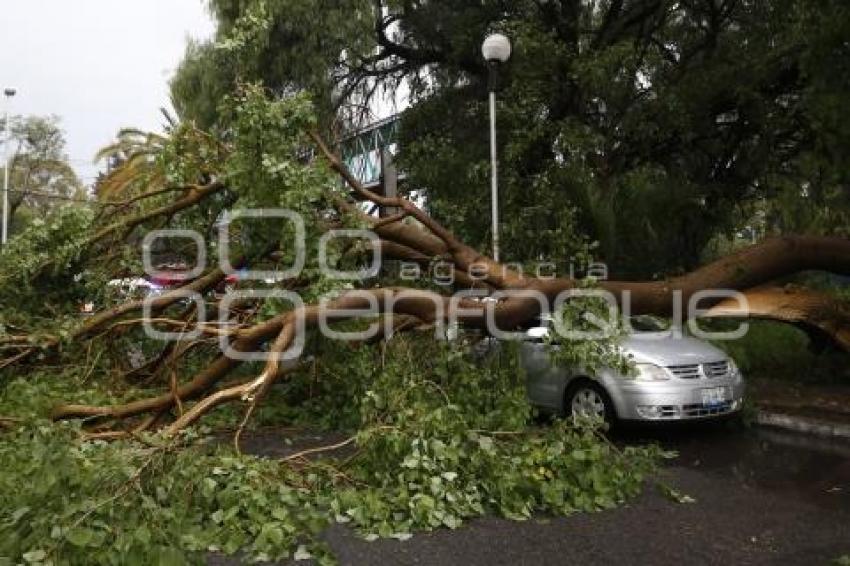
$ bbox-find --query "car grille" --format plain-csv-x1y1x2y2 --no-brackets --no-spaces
681,401,734,417
656,406,679,418
643,402,736,419
667,364,701,379
665,361,729,379
702,360,729,378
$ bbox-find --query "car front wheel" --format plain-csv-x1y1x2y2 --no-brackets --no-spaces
565,381,614,425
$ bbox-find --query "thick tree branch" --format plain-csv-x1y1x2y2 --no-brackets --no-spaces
704,285,850,351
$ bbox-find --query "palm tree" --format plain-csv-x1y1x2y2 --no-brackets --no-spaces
93,128,169,201
93,109,225,202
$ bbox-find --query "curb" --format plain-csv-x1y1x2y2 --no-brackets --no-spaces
756,410,850,440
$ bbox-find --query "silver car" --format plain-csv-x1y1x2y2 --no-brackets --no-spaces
522,316,745,423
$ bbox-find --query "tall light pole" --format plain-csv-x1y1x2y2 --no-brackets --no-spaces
481,33,511,262
2,87,16,246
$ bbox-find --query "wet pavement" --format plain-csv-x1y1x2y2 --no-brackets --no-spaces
618,421,850,512
211,422,850,565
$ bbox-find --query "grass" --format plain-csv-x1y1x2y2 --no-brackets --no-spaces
709,320,849,385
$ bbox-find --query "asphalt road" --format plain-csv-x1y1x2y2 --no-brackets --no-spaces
212,423,850,565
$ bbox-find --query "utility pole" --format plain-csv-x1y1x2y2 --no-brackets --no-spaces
2,87,17,246
481,34,511,262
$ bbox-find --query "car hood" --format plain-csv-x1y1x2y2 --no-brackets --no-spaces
619,333,728,366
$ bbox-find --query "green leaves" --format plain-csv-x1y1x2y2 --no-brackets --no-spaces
0,336,661,565
0,205,95,322
65,526,102,548
545,280,635,379
22,549,48,564
281,338,662,539
658,484,697,505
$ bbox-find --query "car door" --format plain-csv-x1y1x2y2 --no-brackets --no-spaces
521,326,568,411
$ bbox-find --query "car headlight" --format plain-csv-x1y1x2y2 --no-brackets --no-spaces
634,363,671,382
728,358,742,381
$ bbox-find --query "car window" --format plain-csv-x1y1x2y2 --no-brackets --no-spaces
628,315,671,332
526,314,553,329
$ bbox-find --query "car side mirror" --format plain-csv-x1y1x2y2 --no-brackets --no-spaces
526,327,548,342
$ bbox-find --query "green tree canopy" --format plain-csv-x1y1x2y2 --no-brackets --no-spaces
0,115,84,236
171,0,850,278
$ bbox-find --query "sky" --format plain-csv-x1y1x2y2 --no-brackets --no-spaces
0,0,215,186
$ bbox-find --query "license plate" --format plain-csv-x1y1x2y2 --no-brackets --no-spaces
701,387,729,406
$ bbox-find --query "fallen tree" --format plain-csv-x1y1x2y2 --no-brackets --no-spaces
0,87,847,442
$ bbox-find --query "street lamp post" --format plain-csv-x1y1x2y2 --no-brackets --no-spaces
2,87,16,246
481,33,511,262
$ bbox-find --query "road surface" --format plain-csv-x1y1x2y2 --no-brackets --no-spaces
212,422,850,565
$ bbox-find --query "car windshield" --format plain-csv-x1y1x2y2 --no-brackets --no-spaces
628,315,671,332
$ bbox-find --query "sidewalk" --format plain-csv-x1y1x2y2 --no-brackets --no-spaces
750,378,850,439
